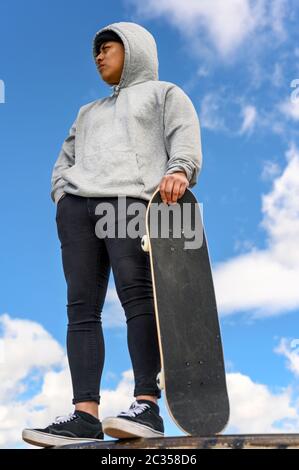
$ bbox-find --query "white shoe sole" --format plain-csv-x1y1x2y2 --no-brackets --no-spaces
22,429,103,448
102,417,164,439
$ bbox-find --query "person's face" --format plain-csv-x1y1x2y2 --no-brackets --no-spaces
96,41,125,86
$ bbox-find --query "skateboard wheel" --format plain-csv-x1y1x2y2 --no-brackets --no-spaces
141,234,149,252
156,371,165,390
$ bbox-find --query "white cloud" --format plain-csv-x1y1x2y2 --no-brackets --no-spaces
272,62,284,88
0,314,135,448
127,0,288,59
233,238,256,254
197,65,209,78
0,313,67,448
103,286,126,328
197,82,296,140
181,66,210,94
261,160,281,181
100,370,136,417
198,90,260,135
226,372,299,433
214,143,299,317
269,0,289,39
239,105,257,134
275,338,299,377
279,97,299,121
199,93,227,131
0,313,65,402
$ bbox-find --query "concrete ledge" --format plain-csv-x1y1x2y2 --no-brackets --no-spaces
54,434,299,449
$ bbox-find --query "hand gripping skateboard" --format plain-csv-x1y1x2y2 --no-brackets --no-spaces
141,187,230,435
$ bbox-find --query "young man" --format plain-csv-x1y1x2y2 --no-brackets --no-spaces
22,21,202,447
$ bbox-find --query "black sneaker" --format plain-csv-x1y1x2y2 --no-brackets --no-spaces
102,399,164,439
22,410,104,447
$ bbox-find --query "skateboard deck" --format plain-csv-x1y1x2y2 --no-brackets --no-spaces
141,187,230,435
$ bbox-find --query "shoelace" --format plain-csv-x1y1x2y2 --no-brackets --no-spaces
119,401,151,418
51,412,77,425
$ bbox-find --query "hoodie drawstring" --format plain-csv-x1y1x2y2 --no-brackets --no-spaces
111,84,121,97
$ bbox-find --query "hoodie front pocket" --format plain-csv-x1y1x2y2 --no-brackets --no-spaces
81,149,144,190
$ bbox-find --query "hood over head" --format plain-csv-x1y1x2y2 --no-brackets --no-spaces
94,29,124,53
92,21,159,97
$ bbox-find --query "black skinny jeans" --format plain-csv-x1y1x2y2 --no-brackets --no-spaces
55,193,161,405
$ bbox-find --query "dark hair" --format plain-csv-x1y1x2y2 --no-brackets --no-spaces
95,30,123,55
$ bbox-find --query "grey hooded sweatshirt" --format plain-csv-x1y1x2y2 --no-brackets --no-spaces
51,21,203,204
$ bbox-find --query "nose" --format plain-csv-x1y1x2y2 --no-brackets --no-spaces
96,52,103,63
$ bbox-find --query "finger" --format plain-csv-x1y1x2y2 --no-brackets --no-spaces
159,177,167,204
164,177,174,204
179,182,189,199
170,181,183,204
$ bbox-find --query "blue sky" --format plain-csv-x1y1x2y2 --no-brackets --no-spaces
1,0,299,448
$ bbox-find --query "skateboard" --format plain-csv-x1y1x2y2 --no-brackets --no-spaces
141,187,230,435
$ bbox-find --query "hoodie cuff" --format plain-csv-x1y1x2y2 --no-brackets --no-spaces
165,166,190,181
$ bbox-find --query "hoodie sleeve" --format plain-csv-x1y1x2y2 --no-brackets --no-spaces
50,118,77,204
163,85,202,188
